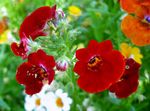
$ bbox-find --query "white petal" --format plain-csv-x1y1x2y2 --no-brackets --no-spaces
62,104,70,111
24,95,37,111
55,89,63,96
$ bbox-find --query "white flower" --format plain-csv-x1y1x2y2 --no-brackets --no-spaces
24,84,50,111
24,84,52,111
24,84,72,111
24,94,46,111
43,89,72,111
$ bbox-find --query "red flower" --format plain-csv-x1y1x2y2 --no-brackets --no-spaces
11,5,56,59
74,40,125,93
11,36,29,59
109,58,140,98
16,49,55,95
19,5,56,40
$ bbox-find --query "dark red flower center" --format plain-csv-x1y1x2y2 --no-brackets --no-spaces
88,56,103,71
27,65,48,81
144,15,150,23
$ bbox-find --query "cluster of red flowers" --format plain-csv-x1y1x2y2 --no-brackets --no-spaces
11,5,141,98
74,40,141,98
11,6,57,95
120,0,150,46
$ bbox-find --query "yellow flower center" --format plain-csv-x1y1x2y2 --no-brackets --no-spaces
56,97,63,108
88,56,103,71
35,98,41,106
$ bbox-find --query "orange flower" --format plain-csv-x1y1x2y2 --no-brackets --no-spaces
120,0,150,46
0,17,8,35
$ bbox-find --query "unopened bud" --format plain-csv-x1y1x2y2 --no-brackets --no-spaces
56,60,68,71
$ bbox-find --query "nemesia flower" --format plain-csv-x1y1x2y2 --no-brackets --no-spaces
120,0,150,46
68,5,82,17
0,17,8,35
19,5,56,40
43,89,72,111
120,43,143,64
16,49,55,95
0,30,9,44
11,5,56,59
109,58,141,98
74,40,125,93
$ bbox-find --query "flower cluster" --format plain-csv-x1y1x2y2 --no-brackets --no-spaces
74,40,125,93
11,3,142,104
120,0,150,46
74,40,141,98
11,6,58,95
25,85,72,111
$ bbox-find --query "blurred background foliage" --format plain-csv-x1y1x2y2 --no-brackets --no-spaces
0,0,150,111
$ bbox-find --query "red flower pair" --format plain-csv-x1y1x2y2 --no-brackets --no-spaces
74,40,125,93
12,6,57,95
74,40,140,98
11,5,56,59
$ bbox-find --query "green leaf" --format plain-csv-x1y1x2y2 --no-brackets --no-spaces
0,98,10,111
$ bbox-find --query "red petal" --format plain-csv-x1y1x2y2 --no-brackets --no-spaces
28,49,55,69
47,69,55,84
16,62,32,84
87,40,99,55
109,79,138,98
76,48,89,62
74,61,88,76
19,5,56,40
97,40,113,54
77,71,111,93
25,81,43,95
11,42,27,59
109,59,140,98
102,50,125,83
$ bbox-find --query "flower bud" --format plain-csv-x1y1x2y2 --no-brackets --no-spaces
56,60,68,71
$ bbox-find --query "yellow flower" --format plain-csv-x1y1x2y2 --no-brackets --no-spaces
120,43,143,64
68,5,82,17
0,30,9,44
